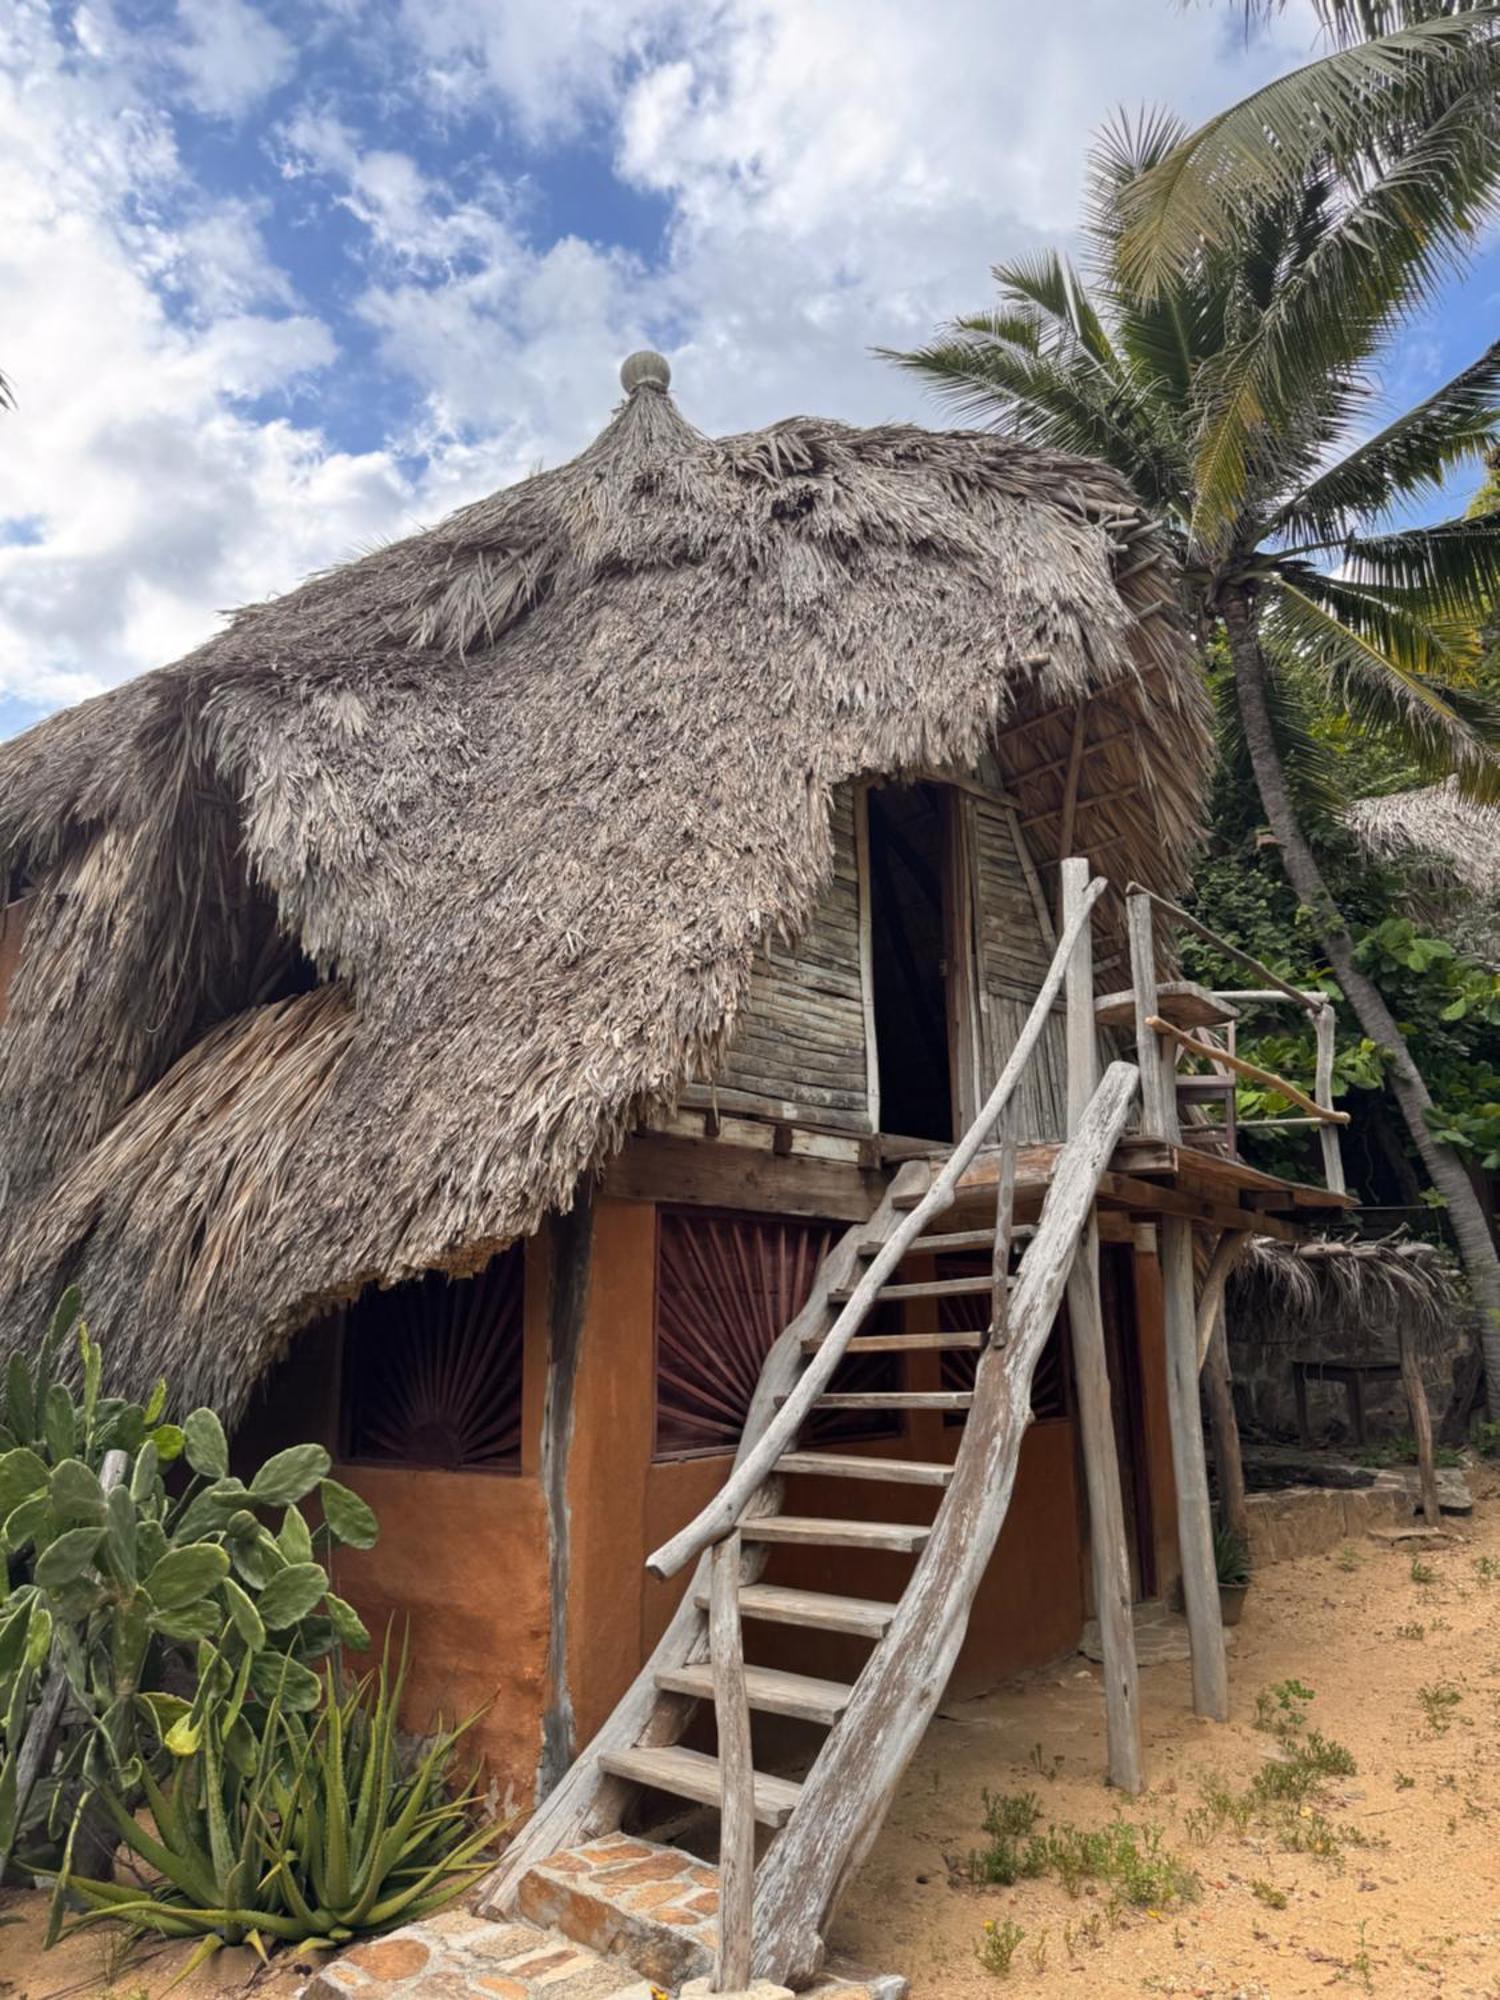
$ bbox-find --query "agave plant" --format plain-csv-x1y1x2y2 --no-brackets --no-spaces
0,1290,381,1876
50,1641,497,1981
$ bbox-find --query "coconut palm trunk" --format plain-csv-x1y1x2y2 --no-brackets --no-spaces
1225,590,1500,1415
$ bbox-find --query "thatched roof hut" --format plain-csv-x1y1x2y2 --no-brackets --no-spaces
1347,778,1500,964
1229,1233,1460,1355
0,353,1207,1421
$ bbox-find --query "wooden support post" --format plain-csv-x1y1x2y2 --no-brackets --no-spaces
1062,857,1143,1794
710,1531,755,1993
1126,893,1178,1143
989,1137,1016,1345
1162,1214,1229,1721
1203,1308,1249,1550
538,1189,595,1799
1315,1005,1346,1195
1397,1320,1442,1529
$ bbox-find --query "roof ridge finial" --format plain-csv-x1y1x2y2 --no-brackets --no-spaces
620,350,671,395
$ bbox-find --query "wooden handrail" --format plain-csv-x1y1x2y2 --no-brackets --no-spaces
1146,1016,1350,1126
1127,883,1321,1017
709,1531,754,1993
644,872,1110,1582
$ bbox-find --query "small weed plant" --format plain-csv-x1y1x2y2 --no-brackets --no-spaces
1251,1878,1288,1909
966,1794,1196,1908
976,1916,1025,1977
1411,1556,1437,1586
1194,1681,1371,1867
1395,1621,1426,1641
1418,1682,1463,1734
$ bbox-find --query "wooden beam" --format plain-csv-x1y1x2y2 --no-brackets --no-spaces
604,1132,885,1223
1096,1170,1296,1244
537,1189,594,1799
1062,856,1143,1796
1055,709,1089,883
1161,1213,1228,1722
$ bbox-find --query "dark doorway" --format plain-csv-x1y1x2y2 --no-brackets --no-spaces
868,782,953,1141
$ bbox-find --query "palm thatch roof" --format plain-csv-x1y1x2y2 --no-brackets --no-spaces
0,352,1208,1420
1229,1233,1460,1358
1347,778,1500,964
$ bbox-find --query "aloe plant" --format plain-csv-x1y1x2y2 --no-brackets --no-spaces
49,1641,496,1979
0,1290,382,1876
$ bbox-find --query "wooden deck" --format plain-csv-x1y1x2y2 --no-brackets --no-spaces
890,1136,1354,1243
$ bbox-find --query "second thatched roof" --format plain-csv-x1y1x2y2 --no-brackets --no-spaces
1347,779,1500,964
0,353,1208,1419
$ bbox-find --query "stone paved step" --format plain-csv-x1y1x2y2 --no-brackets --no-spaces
307,1909,656,2000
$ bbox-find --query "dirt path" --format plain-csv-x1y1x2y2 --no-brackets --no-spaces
4,1477,1500,1999
832,1468,1500,1998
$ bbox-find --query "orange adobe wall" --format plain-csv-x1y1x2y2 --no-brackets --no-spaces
233,1235,555,1810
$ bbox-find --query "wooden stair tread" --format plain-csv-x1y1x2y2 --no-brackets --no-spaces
776,1451,954,1487
740,1514,931,1553
855,1225,1035,1256
598,1745,802,1828
655,1661,854,1726
827,1274,1004,1304
693,1581,898,1638
1095,980,1239,1031
812,1390,974,1411
800,1329,983,1355
1175,1077,1236,1101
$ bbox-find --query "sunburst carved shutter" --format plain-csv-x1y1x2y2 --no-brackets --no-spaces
341,1247,525,1471
655,1209,897,1458
937,1251,1069,1421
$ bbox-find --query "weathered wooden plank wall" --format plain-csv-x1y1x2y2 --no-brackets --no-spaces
973,798,1067,1142
690,787,872,1131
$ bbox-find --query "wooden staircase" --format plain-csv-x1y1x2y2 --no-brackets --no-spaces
483,871,1153,1991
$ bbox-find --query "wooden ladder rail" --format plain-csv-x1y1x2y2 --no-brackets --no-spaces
750,1059,1143,1988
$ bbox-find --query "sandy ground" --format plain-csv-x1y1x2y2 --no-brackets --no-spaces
3,1473,1499,1999
833,1467,1500,1999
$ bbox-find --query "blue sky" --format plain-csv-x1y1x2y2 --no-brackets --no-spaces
3,0,1497,742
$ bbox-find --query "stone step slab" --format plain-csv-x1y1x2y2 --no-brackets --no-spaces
305,1908,656,2000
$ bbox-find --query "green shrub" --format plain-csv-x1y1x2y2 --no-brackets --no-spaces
47,1640,496,1978
0,1290,380,1876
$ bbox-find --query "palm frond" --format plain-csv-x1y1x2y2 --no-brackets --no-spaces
1276,561,1478,674
1341,513,1500,621
881,315,1184,506
1121,10,1500,293
1275,338,1500,544
1264,575,1500,795
1186,93,1500,549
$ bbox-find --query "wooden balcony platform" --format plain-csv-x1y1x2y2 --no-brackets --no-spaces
890,1136,1354,1244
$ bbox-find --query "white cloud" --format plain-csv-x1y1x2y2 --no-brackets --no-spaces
172,0,295,119
1,0,1331,731
0,5,415,713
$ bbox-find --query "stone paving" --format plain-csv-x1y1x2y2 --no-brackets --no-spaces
305,1908,658,2000
306,1837,902,2000
516,1833,722,1990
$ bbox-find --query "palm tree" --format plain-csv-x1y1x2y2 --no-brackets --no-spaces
887,111,1500,1410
